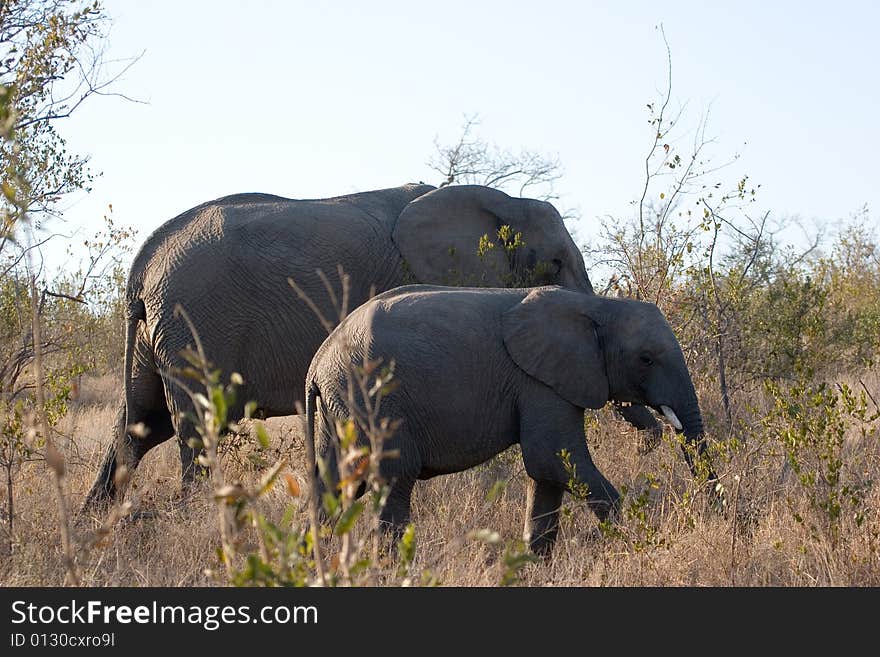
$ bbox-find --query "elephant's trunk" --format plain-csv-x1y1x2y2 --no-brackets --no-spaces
560,264,594,295
681,408,704,446
676,391,725,509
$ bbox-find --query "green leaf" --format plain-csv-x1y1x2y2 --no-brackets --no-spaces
334,501,365,536
210,386,227,424
322,492,340,517
257,458,287,496
336,419,357,449
501,548,539,586
398,523,416,567
254,422,270,450
485,480,507,502
281,504,296,528
2,181,17,202
349,558,372,576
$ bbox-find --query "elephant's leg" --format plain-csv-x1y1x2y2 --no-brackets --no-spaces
179,440,203,485
83,402,128,508
83,363,177,510
178,433,201,485
307,405,344,528
527,436,620,521
519,387,621,535
523,478,565,556
83,409,175,509
567,447,620,522
174,415,208,487
160,382,209,488
379,476,416,539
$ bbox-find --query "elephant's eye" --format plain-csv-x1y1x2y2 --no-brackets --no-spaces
640,354,653,366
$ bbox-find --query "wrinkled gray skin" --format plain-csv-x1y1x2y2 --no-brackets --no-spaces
84,183,660,507
306,285,713,556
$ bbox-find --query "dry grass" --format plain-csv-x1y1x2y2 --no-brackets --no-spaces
2,371,879,587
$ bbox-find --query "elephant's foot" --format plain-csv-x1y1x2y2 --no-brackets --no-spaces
373,520,408,560
81,443,129,514
180,463,209,486
527,528,559,558
82,478,116,515
374,476,415,558
582,470,621,524
524,479,564,557
179,438,209,489
587,495,621,524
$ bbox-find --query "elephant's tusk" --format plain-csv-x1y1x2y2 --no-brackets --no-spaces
660,405,683,431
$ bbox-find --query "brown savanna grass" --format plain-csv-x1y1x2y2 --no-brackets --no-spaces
2,368,878,587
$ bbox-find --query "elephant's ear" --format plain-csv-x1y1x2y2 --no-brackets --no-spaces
502,287,609,409
392,185,529,287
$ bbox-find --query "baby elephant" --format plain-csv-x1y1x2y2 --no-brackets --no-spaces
305,284,708,555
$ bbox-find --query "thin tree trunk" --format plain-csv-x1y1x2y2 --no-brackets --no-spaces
716,322,732,428
5,462,12,556
30,275,79,585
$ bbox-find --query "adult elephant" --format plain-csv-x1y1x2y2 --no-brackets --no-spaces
84,183,661,507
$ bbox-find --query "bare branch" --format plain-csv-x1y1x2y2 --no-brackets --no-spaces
637,23,674,256
429,114,563,201
41,288,85,304
13,50,146,131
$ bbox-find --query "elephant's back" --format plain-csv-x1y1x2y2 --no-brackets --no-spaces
367,285,530,327
130,184,435,300
310,286,529,402
131,195,375,288
309,285,528,473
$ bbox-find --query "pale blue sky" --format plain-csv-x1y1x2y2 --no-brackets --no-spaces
54,0,879,271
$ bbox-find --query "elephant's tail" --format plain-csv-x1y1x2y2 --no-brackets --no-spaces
122,298,146,429
304,381,326,585
118,298,146,477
